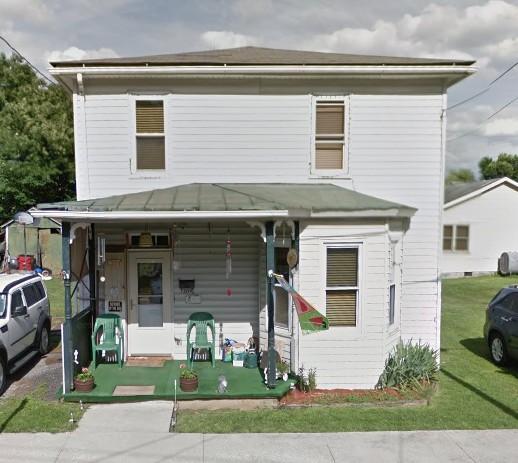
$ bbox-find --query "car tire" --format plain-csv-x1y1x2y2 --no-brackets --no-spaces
489,332,508,366
0,356,6,396
38,324,50,355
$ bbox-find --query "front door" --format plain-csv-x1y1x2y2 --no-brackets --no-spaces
128,251,173,355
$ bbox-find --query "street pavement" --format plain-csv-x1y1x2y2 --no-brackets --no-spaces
0,401,516,462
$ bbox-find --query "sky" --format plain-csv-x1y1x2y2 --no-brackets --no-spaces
1,0,517,177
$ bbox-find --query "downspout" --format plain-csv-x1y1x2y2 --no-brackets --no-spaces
266,221,276,388
61,222,74,393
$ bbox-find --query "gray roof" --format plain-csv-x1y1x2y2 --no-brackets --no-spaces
50,46,475,68
444,178,502,204
37,183,415,217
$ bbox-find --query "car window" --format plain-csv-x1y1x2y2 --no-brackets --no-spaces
0,294,6,318
498,293,518,312
33,281,46,301
10,290,24,314
23,284,39,307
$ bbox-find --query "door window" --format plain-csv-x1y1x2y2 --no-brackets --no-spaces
137,262,164,327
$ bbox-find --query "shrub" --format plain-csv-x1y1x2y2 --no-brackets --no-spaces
376,340,438,390
298,365,317,392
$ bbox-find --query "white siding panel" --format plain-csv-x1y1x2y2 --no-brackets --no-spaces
297,221,391,389
349,94,444,352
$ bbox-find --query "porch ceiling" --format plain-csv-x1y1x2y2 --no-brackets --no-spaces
33,183,416,221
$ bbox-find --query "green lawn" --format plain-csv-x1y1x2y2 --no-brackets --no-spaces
2,274,517,433
45,276,65,319
177,275,518,432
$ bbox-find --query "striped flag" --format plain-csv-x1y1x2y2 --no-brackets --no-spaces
272,273,329,335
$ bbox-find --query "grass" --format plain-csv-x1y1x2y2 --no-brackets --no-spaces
45,277,65,319
0,385,86,433
2,274,517,433
177,274,518,432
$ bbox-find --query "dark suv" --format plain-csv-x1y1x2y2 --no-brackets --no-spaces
484,285,518,365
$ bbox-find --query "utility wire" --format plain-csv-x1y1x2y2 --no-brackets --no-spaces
447,94,518,142
0,34,54,85
447,59,518,110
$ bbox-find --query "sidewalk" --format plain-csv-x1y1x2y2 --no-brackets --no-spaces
0,401,516,462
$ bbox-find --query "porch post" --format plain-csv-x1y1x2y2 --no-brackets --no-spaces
61,221,74,393
88,224,96,318
266,221,276,388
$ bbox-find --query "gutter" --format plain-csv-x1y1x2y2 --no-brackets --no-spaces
50,64,477,80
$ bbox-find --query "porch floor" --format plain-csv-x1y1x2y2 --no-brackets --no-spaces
64,360,295,403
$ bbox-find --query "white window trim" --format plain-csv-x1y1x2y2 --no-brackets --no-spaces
130,95,168,178
310,95,350,178
320,240,363,335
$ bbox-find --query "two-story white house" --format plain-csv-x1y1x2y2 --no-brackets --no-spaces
33,47,476,392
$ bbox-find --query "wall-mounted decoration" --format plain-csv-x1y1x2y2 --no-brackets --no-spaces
287,248,298,268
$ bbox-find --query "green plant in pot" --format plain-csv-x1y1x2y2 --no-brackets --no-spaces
74,367,95,392
276,360,290,381
179,364,199,392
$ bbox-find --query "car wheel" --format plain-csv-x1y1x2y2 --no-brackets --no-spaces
38,325,50,355
0,356,6,396
489,333,508,366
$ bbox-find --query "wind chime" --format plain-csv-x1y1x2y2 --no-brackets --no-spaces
226,226,232,279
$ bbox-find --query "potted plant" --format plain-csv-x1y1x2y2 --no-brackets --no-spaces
276,360,290,381
179,364,198,392
74,367,95,392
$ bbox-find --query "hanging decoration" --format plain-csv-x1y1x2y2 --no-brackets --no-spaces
172,225,181,271
226,226,232,279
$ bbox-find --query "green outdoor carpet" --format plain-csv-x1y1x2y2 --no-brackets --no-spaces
63,360,294,403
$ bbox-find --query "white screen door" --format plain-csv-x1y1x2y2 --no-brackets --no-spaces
128,251,172,355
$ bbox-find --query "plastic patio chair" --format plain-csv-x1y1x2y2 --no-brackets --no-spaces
186,312,216,368
91,313,123,369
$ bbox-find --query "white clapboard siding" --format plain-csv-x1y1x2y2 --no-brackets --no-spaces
297,221,391,389
443,183,518,275
170,222,261,360
349,94,444,349
76,94,312,199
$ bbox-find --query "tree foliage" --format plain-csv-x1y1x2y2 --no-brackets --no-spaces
445,168,476,184
0,53,75,223
479,153,518,181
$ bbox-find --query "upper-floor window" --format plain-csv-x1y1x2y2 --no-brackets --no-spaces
312,97,348,175
325,246,359,327
443,225,469,251
135,100,165,170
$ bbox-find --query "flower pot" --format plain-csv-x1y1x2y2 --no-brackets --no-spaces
74,377,94,393
180,377,198,392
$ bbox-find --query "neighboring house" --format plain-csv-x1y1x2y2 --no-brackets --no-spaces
0,218,62,274
32,47,475,391
443,177,518,277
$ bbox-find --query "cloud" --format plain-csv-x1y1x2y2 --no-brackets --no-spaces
201,31,261,49
484,118,518,136
0,0,54,25
231,0,273,19
46,46,119,63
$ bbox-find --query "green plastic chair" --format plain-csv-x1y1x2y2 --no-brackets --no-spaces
91,313,123,369
186,312,216,368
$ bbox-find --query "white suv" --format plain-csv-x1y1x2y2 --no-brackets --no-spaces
0,273,51,394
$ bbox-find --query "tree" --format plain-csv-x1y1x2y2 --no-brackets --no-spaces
479,153,518,181
445,168,476,184
0,53,75,223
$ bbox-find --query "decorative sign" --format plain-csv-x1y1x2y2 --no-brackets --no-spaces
287,248,298,268
108,301,122,312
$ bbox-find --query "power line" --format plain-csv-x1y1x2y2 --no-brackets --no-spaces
0,35,54,85
447,94,518,142
447,59,518,111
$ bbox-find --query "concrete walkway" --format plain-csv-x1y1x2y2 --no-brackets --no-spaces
0,401,516,462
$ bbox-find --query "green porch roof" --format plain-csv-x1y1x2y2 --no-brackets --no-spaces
35,183,416,220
